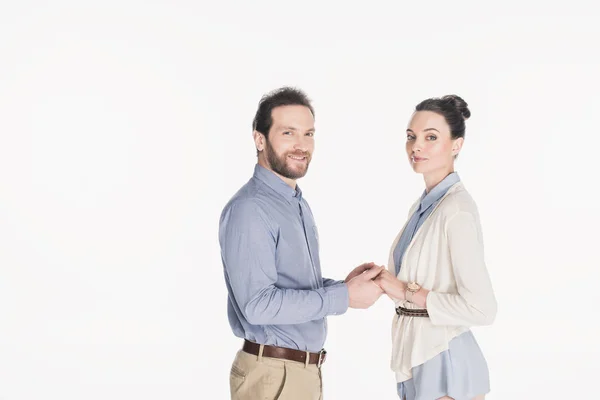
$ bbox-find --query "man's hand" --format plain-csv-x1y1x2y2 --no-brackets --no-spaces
373,268,406,301
345,262,379,283
347,266,385,309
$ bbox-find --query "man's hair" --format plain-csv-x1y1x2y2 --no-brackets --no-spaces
252,87,314,138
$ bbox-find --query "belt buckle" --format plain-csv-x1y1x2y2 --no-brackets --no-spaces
317,349,327,368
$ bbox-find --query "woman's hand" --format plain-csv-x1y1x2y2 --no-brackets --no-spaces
408,287,430,308
373,269,407,301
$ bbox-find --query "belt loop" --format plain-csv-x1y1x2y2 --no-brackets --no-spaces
258,344,264,363
304,351,310,368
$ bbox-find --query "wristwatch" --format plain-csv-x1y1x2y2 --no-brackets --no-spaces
405,281,421,303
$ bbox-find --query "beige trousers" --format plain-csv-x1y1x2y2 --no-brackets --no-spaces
230,347,323,400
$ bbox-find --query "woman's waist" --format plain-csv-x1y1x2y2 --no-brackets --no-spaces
391,316,469,348
394,299,428,310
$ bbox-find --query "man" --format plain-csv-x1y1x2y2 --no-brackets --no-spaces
219,87,384,399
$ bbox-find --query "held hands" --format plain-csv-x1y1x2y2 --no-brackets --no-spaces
346,264,385,309
345,263,429,308
345,262,378,283
373,269,429,308
372,269,406,301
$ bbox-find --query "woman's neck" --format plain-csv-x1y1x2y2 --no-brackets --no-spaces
423,168,454,193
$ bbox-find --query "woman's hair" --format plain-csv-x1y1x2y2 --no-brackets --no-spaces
415,95,470,139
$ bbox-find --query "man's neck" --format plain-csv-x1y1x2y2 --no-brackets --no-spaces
257,159,297,189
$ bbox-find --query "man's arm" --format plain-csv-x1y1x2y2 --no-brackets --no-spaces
220,200,349,325
322,278,344,287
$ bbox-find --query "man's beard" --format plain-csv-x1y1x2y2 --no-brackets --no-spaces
264,139,311,180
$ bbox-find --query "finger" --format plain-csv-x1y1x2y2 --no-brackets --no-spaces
356,262,376,273
369,279,384,290
380,270,394,280
372,269,389,282
362,265,384,280
363,261,376,267
375,283,384,294
371,279,384,291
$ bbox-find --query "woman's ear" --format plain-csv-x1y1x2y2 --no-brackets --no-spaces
452,137,464,157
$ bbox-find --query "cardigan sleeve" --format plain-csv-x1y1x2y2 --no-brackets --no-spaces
426,211,498,326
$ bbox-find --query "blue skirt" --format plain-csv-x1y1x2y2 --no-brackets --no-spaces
397,330,490,400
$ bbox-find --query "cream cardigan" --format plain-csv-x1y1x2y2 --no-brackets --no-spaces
387,181,497,383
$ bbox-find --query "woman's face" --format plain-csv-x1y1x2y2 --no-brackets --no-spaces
405,111,463,176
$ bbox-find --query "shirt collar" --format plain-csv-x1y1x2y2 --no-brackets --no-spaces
253,164,302,202
419,172,461,213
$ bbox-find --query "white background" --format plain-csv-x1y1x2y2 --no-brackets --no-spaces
1,1,599,399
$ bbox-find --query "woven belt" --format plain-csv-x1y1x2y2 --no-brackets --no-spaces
242,340,327,367
396,306,429,317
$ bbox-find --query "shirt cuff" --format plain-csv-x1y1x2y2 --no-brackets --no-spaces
324,282,349,316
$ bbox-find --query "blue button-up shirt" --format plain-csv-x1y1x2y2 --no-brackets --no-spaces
393,172,461,274
219,164,349,352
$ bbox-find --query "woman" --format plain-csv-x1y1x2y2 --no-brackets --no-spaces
374,95,497,400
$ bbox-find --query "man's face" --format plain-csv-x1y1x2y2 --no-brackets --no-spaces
258,105,315,181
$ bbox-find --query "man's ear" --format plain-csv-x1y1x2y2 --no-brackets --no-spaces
253,130,265,152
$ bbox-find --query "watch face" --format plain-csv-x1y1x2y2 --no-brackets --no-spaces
407,282,420,292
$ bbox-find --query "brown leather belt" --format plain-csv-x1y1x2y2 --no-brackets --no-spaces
242,340,327,367
396,306,429,317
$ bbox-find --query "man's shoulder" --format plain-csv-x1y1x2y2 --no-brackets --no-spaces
218,183,278,244
221,179,271,219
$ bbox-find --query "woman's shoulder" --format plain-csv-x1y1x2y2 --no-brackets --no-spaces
437,182,480,218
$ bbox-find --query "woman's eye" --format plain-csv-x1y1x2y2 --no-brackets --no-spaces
427,135,437,141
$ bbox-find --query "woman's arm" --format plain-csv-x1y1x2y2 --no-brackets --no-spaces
425,211,497,326
374,269,407,301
